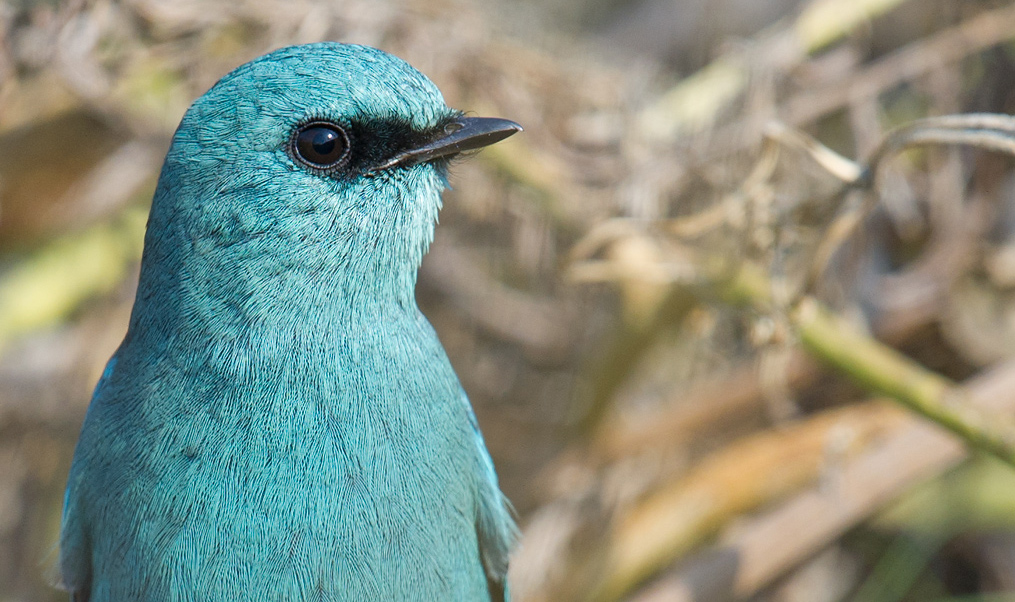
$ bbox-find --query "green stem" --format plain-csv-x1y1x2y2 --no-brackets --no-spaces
793,297,1015,467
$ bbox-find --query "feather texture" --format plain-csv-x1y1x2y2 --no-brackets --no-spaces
59,43,516,601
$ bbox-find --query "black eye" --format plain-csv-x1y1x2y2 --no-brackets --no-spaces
292,122,350,169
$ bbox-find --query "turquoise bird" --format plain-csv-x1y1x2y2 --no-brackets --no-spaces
59,42,519,601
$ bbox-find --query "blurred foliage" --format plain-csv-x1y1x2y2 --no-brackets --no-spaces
6,0,1015,601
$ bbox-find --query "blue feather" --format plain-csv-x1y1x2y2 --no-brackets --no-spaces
60,42,517,601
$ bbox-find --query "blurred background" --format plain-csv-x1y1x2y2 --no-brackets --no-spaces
5,0,1015,600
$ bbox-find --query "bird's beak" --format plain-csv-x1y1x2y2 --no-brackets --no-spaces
377,116,522,170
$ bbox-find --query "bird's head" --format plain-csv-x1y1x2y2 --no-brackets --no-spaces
136,43,519,332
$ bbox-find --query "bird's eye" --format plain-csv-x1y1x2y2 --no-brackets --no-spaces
292,122,350,169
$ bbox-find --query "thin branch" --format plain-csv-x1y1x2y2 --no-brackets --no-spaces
793,297,1015,467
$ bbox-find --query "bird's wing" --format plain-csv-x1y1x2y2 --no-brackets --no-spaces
461,388,518,601
59,356,119,600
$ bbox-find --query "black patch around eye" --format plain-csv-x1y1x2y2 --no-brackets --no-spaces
292,122,350,169
290,113,462,178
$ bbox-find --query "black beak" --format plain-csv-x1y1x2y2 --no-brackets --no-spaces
377,116,522,170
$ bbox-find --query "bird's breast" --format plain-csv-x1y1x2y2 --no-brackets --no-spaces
76,315,489,599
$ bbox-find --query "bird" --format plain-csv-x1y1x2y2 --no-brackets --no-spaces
58,42,520,601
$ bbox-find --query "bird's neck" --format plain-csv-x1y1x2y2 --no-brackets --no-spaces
119,269,437,402
129,160,444,353
126,231,426,357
